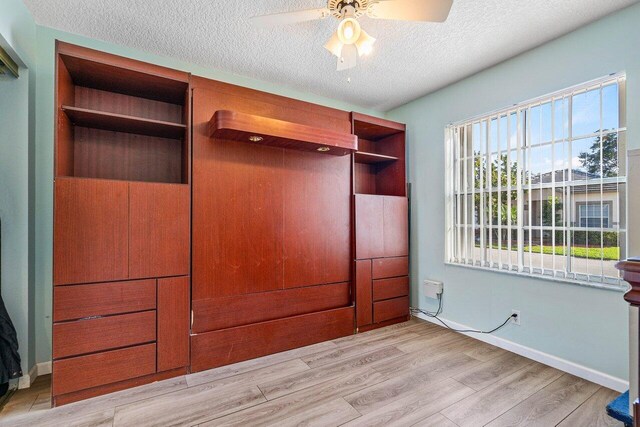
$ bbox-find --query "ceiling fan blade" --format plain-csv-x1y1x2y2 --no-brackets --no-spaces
251,8,331,26
367,0,453,22
337,44,358,71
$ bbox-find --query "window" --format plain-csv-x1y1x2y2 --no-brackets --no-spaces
578,203,610,228
445,75,626,287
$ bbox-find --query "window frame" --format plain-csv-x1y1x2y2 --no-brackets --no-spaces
577,202,612,229
444,74,627,291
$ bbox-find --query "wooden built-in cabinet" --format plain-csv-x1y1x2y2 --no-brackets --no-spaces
52,42,191,406
352,113,410,332
189,77,355,371
51,42,410,406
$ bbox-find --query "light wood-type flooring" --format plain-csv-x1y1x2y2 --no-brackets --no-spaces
0,318,623,426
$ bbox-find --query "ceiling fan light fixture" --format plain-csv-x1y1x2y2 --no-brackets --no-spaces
252,0,454,72
337,17,361,45
324,31,343,58
355,29,376,56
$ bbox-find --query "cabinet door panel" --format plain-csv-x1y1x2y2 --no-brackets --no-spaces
383,196,409,257
355,260,373,328
54,178,129,285
157,276,190,372
283,150,351,288
129,183,190,279
355,194,384,260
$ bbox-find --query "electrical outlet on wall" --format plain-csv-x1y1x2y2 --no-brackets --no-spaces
511,310,521,325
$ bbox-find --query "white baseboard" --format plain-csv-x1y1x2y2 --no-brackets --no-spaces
17,364,37,389
16,361,52,389
11,322,630,393
37,361,52,376
413,312,629,393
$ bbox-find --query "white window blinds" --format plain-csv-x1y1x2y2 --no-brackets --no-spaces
445,75,627,288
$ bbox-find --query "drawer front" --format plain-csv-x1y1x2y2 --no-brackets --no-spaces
372,257,408,279
53,311,156,359
373,276,409,302
54,279,156,322
53,343,156,396
373,296,409,323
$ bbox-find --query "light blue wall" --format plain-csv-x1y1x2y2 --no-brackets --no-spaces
388,4,640,380
0,0,37,377
33,27,383,365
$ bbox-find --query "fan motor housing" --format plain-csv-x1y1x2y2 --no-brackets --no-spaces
328,0,370,18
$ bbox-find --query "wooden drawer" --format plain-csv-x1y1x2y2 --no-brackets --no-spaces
373,276,409,302
53,343,156,396
53,311,156,359
373,296,409,323
54,279,156,322
372,257,408,279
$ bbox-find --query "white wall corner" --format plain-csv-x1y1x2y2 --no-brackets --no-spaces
17,364,37,389
413,313,629,393
16,361,51,389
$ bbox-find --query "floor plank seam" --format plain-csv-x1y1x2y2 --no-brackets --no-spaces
553,385,604,426
484,372,566,426
461,359,537,392
439,411,461,427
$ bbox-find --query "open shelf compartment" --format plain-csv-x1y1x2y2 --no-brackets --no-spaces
55,41,191,184
58,52,188,105
209,110,358,156
352,113,406,197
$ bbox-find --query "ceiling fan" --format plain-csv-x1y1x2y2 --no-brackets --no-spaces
251,0,453,71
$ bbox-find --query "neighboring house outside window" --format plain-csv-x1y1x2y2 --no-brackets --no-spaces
578,202,611,229
445,74,626,288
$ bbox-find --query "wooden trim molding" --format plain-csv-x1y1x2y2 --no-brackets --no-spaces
616,257,640,427
617,260,640,306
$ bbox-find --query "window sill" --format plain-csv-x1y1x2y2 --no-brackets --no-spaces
444,261,628,293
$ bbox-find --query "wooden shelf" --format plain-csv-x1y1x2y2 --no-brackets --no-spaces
354,151,398,164
352,112,405,141
59,51,189,105
209,110,357,156
62,106,186,140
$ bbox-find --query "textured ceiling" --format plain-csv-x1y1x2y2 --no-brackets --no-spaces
23,0,637,111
